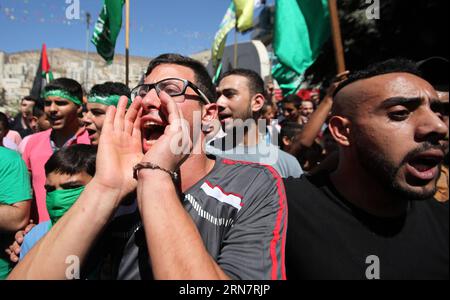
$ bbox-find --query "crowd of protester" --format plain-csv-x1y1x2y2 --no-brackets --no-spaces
0,54,448,280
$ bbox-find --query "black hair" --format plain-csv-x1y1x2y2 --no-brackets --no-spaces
279,122,303,149
333,58,422,97
22,95,37,103
282,94,302,108
417,57,449,92
44,78,83,106
0,112,9,130
220,68,265,97
45,144,97,177
261,99,275,115
89,81,131,98
145,53,216,103
33,100,45,118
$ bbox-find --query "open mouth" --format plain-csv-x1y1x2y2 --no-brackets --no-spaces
49,115,63,123
219,113,233,124
86,128,97,138
142,122,167,141
406,151,444,181
141,116,169,151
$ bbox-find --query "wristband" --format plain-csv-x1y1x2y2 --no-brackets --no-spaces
133,162,178,181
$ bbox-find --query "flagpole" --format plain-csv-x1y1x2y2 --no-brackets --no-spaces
328,0,346,74
125,0,130,87
233,27,238,69
84,12,91,92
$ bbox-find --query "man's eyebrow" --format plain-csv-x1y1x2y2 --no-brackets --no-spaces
44,184,54,191
60,181,84,189
431,101,449,114
380,97,423,108
221,88,238,94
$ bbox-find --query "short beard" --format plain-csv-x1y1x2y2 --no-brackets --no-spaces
353,130,438,201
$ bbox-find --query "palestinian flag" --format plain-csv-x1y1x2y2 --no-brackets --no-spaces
30,43,54,99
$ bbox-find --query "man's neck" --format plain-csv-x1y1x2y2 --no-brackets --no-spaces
225,120,261,148
329,155,408,218
21,114,30,129
179,153,215,193
51,122,81,148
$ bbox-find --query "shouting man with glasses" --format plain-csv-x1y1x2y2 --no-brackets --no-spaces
10,54,287,280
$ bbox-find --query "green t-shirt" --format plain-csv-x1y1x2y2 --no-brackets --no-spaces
0,147,32,280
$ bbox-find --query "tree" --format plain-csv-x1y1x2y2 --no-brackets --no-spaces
305,0,449,85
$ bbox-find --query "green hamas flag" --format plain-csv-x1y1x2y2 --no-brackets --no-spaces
272,0,330,95
91,0,124,64
211,2,236,77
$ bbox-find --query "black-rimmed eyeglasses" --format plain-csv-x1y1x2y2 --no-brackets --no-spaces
131,78,211,104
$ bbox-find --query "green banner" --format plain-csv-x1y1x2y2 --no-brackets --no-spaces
272,0,330,95
91,0,124,64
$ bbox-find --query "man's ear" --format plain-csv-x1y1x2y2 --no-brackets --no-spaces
202,103,219,133
77,104,83,115
282,136,292,147
251,93,265,113
328,116,352,147
202,103,218,122
30,116,38,129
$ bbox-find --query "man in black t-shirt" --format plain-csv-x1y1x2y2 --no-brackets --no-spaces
285,59,449,280
12,96,35,138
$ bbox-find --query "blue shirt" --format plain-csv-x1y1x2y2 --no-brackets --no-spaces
20,221,51,260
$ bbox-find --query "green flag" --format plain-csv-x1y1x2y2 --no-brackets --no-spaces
211,2,236,74
91,0,124,64
272,0,330,95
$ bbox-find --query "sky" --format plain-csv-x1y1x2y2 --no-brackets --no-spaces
0,0,274,58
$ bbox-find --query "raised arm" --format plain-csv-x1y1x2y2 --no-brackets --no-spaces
290,71,349,155
136,91,229,280
8,98,143,279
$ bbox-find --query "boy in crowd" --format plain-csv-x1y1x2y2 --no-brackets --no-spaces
22,78,90,223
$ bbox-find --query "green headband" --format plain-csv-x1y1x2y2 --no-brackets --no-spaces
88,94,132,108
44,89,83,106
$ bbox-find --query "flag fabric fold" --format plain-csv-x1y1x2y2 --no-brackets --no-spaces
272,0,330,94
91,0,124,64
30,43,54,99
211,0,263,77
211,3,237,74
233,0,255,32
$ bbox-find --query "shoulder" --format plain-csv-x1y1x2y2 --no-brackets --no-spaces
18,135,31,154
23,129,52,153
1,137,18,151
284,173,315,189
214,158,286,207
7,130,22,140
284,173,330,206
26,129,52,144
275,148,303,173
0,146,24,166
220,157,284,183
420,198,449,223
